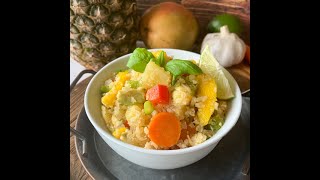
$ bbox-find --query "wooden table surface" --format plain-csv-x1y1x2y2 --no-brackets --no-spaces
70,77,93,180
70,63,249,180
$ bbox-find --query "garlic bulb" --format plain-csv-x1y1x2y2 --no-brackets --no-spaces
201,25,246,67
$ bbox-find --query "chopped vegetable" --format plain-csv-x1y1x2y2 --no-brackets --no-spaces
148,112,181,148
117,89,145,105
127,80,140,89
112,127,127,139
146,84,169,104
196,74,217,126
140,61,171,89
205,114,224,132
101,71,129,108
126,48,155,73
144,101,154,115
100,85,109,93
165,59,203,85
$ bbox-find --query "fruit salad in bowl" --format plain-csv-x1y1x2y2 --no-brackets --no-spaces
100,47,234,150
84,47,242,169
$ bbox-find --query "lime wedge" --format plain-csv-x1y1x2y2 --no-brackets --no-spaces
199,46,234,100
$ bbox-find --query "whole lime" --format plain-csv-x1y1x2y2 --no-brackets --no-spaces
207,14,243,35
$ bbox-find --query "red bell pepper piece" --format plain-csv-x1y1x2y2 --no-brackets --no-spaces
124,120,130,128
146,84,169,104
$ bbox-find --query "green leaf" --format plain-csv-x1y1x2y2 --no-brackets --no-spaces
152,50,165,67
126,48,155,73
165,59,203,85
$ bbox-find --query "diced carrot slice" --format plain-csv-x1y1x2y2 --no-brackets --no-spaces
148,112,181,148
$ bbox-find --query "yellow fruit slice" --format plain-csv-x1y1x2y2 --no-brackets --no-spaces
196,74,217,126
199,46,234,100
101,71,129,108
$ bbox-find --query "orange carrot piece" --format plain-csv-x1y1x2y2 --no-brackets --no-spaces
148,112,181,148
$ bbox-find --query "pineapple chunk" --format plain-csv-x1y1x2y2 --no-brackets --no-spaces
196,74,217,126
172,85,192,106
112,127,127,139
152,50,172,62
101,71,129,108
140,61,171,89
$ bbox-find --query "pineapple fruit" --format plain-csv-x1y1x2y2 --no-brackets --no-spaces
140,61,171,89
70,0,138,71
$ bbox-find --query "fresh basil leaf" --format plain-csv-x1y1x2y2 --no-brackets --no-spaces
152,50,165,67
126,48,155,73
165,59,203,85
158,51,165,67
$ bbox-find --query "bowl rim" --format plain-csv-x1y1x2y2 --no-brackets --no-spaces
84,48,242,155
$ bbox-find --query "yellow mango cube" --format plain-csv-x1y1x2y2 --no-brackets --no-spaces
140,61,171,89
101,71,129,108
112,127,127,139
196,74,217,126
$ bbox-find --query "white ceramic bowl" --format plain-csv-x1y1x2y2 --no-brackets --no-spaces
84,49,242,170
